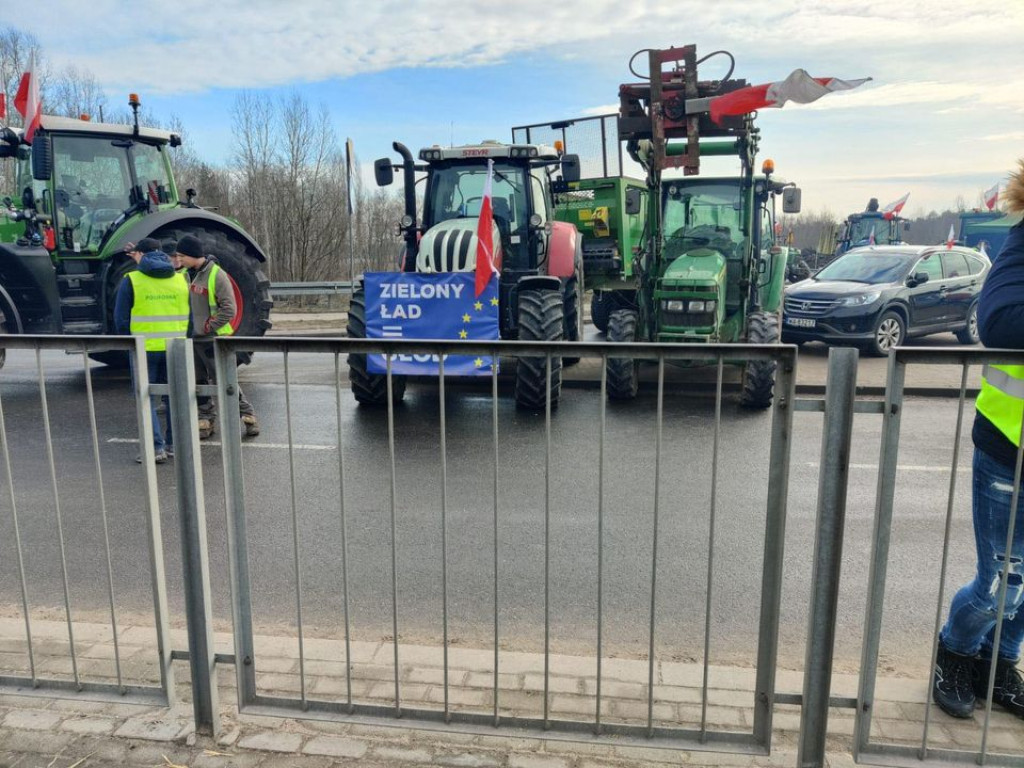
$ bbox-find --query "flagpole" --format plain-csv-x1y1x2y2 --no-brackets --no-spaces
346,138,356,297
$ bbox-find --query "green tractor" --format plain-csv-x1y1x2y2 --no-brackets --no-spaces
0,98,272,367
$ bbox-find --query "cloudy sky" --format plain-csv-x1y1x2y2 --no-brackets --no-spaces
22,0,1024,218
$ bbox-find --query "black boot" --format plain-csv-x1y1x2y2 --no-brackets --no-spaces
975,655,1024,719
933,640,977,718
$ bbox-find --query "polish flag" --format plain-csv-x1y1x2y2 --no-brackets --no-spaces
474,159,499,298
984,183,1000,211
13,51,41,143
946,224,955,250
882,193,910,220
868,226,876,245
710,69,870,124
0,94,6,121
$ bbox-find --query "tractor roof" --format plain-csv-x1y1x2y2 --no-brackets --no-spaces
30,114,178,145
418,141,560,163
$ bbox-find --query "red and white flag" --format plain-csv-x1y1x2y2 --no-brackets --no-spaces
0,93,6,122
710,69,870,124
946,224,955,250
868,226,876,245
474,159,499,298
984,183,1000,211
13,51,41,143
882,193,910,220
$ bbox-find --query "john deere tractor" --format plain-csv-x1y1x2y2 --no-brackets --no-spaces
349,140,583,409
0,98,272,367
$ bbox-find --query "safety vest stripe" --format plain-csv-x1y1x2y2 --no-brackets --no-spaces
131,314,190,323
137,331,188,339
982,365,1024,399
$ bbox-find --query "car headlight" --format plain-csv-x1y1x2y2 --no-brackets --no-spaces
838,292,881,306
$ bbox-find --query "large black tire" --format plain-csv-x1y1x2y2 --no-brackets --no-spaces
347,287,406,405
867,310,904,357
955,302,979,345
562,272,581,367
606,309,639,401
591,292,612,334
740,311,780,409
0,317,6,371
515,288,563,410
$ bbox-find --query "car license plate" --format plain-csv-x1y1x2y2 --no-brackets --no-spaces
785,317,816,328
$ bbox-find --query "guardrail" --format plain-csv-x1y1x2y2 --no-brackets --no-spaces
269,281,354,297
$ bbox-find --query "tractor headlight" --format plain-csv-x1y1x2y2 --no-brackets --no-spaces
687,300,706,312
400,215,414,228
662,300,685,312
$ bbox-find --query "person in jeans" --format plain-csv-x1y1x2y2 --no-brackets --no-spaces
934,161,1024,719
174,234,260,439
113,237,190,463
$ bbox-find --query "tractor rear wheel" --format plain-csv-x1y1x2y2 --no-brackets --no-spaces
515,288,563,410
562,272,581,367
347,286,406,405
0,317,6,371
606,309,639,401
740,311,780,409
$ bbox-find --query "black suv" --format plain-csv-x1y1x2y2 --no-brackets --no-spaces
782,245,990,355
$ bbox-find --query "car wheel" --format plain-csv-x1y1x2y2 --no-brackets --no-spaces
955,303,980,345
869,311,904,356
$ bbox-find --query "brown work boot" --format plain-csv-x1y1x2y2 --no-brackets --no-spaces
198,418,215,440
242,414,260,437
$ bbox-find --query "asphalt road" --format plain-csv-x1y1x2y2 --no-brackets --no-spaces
0,346,979,675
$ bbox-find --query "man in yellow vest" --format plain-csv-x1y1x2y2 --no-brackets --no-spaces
113,237,190,463
934,162,1024,720
174,234,260,440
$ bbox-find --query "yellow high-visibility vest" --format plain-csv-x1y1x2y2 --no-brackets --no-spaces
977,364,1024,447
207,263,236,336
128,271,190,352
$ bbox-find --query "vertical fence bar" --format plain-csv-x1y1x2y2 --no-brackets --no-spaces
595,356,607,733
920,364,970,758
979,421,1024,764
439,354,451,721
492,353,500,727
282,350,308,708
647,357,665,735
0,370,35,682
82,351,123,692
216,342,257,707
753,347,796,747
543,352,552,729
36,349,80,689
386,354,402,715
167,339,219,735
333,354,354,711
854,353,907,760
799,347,859,768
700,356,725,741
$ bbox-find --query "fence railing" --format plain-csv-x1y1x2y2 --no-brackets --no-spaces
269,281,354,297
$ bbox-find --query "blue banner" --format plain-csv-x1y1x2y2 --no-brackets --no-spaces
365,272,500,376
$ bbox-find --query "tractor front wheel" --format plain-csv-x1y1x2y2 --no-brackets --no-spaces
515,288,563,410
606,309,639,401
347,286,406,405
740,311,780,409
562,272,582,367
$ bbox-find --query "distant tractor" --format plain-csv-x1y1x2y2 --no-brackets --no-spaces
833,198,909,258
0,98,273,367
350,140,582,409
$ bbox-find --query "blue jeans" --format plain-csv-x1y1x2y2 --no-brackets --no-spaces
131,351,170,454
940,448,1024,662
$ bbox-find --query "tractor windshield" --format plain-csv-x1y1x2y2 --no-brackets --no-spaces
848,217,889,246
661,181,744,258
133,142,174,206
51,135,134,254
427,162,527,234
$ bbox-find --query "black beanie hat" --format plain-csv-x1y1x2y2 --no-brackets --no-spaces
175,234,204,260
137,237,161,253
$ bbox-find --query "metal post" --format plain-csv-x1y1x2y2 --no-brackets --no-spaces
167,339,219,736
798,347,858,768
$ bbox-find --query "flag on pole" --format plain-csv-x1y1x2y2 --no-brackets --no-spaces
345,138,355,217
984,183,1000,211
979,241,989,260
946,224,955,249
868,226,876,245
474,159,499,298
13,50,41,143
709,69,870,124
882,193,910,220
0,94,6,121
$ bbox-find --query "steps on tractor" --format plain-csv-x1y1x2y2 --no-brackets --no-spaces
57,262,103,333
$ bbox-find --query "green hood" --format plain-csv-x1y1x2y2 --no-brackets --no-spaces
661,247,726,286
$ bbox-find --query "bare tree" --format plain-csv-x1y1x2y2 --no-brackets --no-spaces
49,64,107,119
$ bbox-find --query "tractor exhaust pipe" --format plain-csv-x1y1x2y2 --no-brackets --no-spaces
393,142,418,263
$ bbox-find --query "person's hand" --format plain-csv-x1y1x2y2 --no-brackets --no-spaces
124,241,138,255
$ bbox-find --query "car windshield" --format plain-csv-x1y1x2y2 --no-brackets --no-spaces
815,249,912,284
661,181,744,258
848,217,890,246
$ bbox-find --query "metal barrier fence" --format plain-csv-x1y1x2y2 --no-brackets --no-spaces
857,347,1024,768
208,336,798,755
0,335,173,707
269,281,354,297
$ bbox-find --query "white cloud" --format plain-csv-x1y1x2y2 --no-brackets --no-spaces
581,104,619,117
982,131,1024,142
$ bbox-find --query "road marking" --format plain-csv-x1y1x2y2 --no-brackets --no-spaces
804,462,969,473
107,437,336,451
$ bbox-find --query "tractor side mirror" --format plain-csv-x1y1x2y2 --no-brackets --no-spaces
374,157,394,187
32,135,52,181
625,188,642,216
782,187,802,214
561,154,581,184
